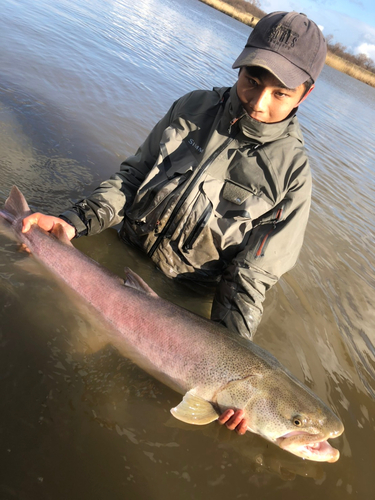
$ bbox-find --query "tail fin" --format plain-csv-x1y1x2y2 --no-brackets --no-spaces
0,186,31,225
5,186,31,216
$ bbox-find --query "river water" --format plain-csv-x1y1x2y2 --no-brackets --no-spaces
1,0,374,498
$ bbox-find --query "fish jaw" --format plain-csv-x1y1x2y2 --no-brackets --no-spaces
276,428,344,462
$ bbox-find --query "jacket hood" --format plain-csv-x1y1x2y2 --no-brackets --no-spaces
222,84,304,145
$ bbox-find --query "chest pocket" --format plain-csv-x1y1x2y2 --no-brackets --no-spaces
181,176,273,257
221,179,272,221
221,180,253,216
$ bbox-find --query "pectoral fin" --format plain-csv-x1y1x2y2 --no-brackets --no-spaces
170,390,219,425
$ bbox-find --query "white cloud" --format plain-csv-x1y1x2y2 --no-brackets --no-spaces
354,42,375,59
318,24,324,31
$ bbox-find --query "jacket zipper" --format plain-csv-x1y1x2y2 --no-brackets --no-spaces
255,208,283,258
148,132,237,258
182,203,213,251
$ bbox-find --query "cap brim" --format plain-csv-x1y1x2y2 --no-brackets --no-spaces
232,47,310,89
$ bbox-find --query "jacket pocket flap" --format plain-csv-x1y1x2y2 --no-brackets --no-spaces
222,181,252,205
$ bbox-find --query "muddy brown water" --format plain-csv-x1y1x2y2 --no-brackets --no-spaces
1,0,375,499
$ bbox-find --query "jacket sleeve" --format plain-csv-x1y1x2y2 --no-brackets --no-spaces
211,161,312,340
60,100,179,236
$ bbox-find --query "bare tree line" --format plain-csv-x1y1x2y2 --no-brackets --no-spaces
218,0,266,20
326,35,375,74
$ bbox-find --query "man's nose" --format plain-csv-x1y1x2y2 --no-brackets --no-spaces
251,88,271,111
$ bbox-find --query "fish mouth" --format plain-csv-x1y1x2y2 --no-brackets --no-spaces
276,430,343,463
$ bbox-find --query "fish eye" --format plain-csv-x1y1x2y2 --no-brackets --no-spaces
293,416,302,427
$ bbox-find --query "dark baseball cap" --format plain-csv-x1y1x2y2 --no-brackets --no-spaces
232,11,327,88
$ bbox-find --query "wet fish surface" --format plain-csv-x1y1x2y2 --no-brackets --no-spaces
0,186,344,462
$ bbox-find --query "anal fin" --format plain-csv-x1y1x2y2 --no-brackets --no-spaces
123,267,158,297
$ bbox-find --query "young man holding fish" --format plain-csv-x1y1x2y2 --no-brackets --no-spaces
22,12,327,435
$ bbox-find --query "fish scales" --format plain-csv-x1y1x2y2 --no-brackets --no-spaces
18,215,267,389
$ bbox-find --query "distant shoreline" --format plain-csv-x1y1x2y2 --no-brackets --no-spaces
199,0,375,88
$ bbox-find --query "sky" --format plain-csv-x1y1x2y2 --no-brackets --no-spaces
259,0,375,60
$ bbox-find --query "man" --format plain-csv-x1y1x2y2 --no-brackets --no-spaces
22,12,327,434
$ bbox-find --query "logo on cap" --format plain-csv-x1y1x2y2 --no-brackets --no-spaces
267,25,299,49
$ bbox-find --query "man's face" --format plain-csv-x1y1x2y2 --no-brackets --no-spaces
236,67,307,124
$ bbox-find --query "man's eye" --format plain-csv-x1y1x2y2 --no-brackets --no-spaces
247,77,257,86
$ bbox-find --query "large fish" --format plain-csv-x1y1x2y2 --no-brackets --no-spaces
0,186,344,462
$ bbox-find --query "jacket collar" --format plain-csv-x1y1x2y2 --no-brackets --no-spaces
226,84,301,144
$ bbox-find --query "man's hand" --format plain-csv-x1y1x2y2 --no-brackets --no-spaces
22,213,76,240
218,409,248,435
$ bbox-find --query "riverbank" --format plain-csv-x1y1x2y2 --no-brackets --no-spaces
199,0,375,88
325,52,375,87
199,0,259,27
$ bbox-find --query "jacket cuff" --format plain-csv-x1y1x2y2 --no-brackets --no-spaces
59,210,88,238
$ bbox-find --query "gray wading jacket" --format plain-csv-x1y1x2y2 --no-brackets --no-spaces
61,85,312,339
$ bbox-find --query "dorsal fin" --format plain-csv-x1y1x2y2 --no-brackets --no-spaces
123,267,158,297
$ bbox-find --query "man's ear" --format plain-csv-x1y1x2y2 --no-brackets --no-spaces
298,84,315,105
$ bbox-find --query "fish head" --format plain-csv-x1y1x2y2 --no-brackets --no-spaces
242,369,344,462
216,367,344,462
